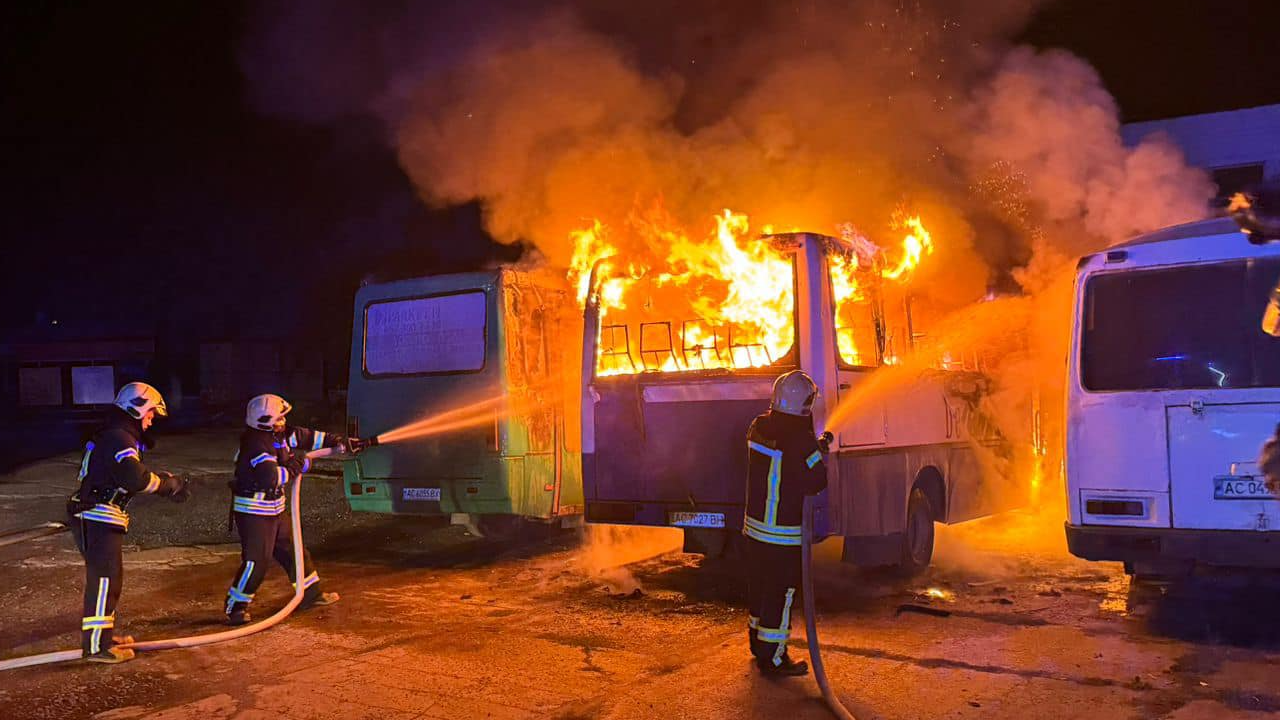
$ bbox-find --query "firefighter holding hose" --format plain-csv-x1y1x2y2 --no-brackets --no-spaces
67,382,192,664
224,394,363,625
744,370,831,676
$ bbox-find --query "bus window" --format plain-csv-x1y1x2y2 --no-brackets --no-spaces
907,294,982,372
1250,258,1280,386
881,284,911,366
1079,260,1280,391
364,291,486,376
592,256,798,376
829,255,880,368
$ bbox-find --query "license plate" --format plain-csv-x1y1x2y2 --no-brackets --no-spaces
402,487,441,501
669,511,725,528
1213,475,1278,500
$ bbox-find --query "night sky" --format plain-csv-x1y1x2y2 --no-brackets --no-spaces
2,1,1278,360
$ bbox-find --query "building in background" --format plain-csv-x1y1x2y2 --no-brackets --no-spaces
1123,103,1280,206
199,339,328,417
1,334,154,422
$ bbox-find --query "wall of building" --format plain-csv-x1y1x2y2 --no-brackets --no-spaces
1122,104,1280,203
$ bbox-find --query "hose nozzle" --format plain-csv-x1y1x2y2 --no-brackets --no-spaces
348,435,381,453
817,431,834,454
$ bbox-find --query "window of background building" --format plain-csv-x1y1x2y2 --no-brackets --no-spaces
1212,163,1265,207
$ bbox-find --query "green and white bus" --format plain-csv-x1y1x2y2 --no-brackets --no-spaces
344,269,583,531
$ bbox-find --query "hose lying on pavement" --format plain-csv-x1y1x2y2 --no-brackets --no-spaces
0,447,335,672
0,522,69,549
802,495,858,720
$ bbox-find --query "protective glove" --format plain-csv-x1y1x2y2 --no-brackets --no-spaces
817,431,834,454
283,452,310,476
347,436,376,454
168,476,192,504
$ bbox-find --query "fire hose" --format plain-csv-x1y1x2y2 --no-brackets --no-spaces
0,522,69,549
0,446,339,672
802,494,858,720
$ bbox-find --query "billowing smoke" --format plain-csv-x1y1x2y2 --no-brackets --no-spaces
241,0,1210,295
241,1,1214,541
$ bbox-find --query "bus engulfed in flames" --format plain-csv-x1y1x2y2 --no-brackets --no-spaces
569,208,934,377
830,215,935,367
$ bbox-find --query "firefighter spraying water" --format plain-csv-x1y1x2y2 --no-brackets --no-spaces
743,370,831,677
224,394,353,626
0,392,512,672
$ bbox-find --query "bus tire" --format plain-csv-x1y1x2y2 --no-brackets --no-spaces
900,487,936,574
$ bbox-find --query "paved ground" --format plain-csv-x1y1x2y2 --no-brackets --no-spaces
3,432,1280,720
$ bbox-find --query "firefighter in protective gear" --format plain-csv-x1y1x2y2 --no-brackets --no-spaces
67,382,191,663
744,370,829,676
224,394,357,625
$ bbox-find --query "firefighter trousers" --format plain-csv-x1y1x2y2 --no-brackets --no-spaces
225,511,321,615
746,537,803,668
70,516,125,655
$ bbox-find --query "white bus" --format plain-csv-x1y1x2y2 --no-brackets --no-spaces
1065,217,1280,574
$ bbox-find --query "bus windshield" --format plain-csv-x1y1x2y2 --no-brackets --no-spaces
1081,258,1280,391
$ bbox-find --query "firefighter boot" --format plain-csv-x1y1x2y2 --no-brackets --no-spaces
85,646,135,664
226,608,251,626
758,653,809,677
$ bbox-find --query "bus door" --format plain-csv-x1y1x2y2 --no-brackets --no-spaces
504,279,560,518
830,262,886,447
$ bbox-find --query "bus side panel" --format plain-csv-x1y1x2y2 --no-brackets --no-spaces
586,379,769,525
344,461,395,514
944,442,1028,523
520,452,556,518
833,443,994,535
558,440,584,514
831,449,911,538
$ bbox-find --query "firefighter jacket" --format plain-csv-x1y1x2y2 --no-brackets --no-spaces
743,410,828,546
68,410,181,531
231,426,341,516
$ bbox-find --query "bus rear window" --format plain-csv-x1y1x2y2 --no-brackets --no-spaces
364,292,487,376
1081,259,1280,391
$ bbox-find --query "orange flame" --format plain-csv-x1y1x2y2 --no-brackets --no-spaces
830,215,936,366
570,209,795,376
571,208,935,377
882,215,934,280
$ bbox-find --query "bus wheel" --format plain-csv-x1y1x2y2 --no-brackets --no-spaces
900,487,936,574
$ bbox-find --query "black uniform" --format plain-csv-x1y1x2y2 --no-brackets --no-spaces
225,425,341,617
66,410,184,655
743,410,827,669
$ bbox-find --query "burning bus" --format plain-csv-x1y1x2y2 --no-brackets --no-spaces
578,211,1026,571
343,269,583,533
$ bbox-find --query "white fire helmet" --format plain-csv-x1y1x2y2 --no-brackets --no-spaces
246,394,292,431
114,382,168,420
771,370,818,416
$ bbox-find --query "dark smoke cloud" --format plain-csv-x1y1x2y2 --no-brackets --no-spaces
241,0,1211,299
